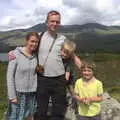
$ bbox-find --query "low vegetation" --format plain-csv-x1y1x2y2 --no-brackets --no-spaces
0,53,120,119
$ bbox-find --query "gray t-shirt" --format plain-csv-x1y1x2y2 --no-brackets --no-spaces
38,31,66,77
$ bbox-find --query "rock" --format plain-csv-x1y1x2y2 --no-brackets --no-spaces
65,92,120,120
3,92,120,120
101,92,120,120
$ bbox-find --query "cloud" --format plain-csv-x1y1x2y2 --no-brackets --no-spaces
112,20,120,26
62,0,118,25
0,0,64,31
0,0,120,31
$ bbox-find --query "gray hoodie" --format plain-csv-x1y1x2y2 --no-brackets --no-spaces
7,47,37,100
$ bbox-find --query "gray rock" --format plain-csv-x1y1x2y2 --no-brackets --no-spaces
101,92,120,120
65,92,120,120
3,92,120,120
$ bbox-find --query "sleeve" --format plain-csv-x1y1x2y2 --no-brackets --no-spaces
74,80,79,95
7,53,18,100
97,81,103,96
65,63,71,73
65,59,72,72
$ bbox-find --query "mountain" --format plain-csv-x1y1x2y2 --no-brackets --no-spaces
0,23,120,53
27,23,109,32
28,23,46,32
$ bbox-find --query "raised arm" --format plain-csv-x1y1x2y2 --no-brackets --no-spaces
73,54,81,69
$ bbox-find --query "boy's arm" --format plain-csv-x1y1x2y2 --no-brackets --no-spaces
65,72,70,81
64,59,71,81
89,95,103,102
74,94,85,102
73,54,81,69
87,81,103,104
91,81,103,102
75,95,103,105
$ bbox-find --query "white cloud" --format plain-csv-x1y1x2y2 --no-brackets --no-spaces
0,0,120,31
112,20,120,26
1,16,12,25
62,0,120,25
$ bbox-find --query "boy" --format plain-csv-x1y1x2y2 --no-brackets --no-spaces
60,39,77,95
74,61,103,120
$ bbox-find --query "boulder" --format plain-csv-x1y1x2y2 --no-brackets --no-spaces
101,92,120,120
65,92,120,120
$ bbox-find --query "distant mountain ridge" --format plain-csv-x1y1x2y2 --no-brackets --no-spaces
28,22,120,32
0,23,120,53
28,23,109,32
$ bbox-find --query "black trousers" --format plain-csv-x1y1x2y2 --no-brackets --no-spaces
78,114,101,120
34,74,67,120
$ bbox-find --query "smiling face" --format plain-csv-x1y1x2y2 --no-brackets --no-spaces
25,34,39,52
46,12,61,33
82,67,94,81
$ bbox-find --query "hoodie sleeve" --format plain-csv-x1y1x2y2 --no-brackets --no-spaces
7,49,18,100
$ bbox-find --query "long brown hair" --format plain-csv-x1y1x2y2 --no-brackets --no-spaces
25,32,39,41
24,32,39,46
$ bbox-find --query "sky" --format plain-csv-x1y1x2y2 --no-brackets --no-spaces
0,0,120,31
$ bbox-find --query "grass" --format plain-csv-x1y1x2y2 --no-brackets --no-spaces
76,53,120,101
95,28,120,35
0,53,120,119
106,86,120,102
0,62,8,119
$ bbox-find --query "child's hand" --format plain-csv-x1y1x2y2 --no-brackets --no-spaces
65,72,70,81
83,98,91,105
76,96,86,103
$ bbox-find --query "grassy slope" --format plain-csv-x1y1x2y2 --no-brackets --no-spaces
0,62,7,119
78,53,120,103
0,27,120,46
0,53,120,119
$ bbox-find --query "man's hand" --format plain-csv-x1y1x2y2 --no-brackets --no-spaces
8,51,16,60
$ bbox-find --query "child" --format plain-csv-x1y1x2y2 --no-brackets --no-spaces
74,61,103,120
60,39,78,95
60,40,81,119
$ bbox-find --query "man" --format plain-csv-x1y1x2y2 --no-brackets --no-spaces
34,10,68,120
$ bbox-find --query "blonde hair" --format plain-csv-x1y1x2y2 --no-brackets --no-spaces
61,39,76,58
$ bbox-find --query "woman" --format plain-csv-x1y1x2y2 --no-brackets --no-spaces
7,32,39,120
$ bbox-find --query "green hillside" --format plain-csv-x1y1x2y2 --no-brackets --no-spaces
0,62,7,120
0,23,120,53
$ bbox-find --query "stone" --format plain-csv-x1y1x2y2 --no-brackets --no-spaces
101,92,120,120
65,92,120,120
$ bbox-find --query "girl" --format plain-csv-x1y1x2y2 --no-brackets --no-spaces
74,61,103,120
7,32,39,120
